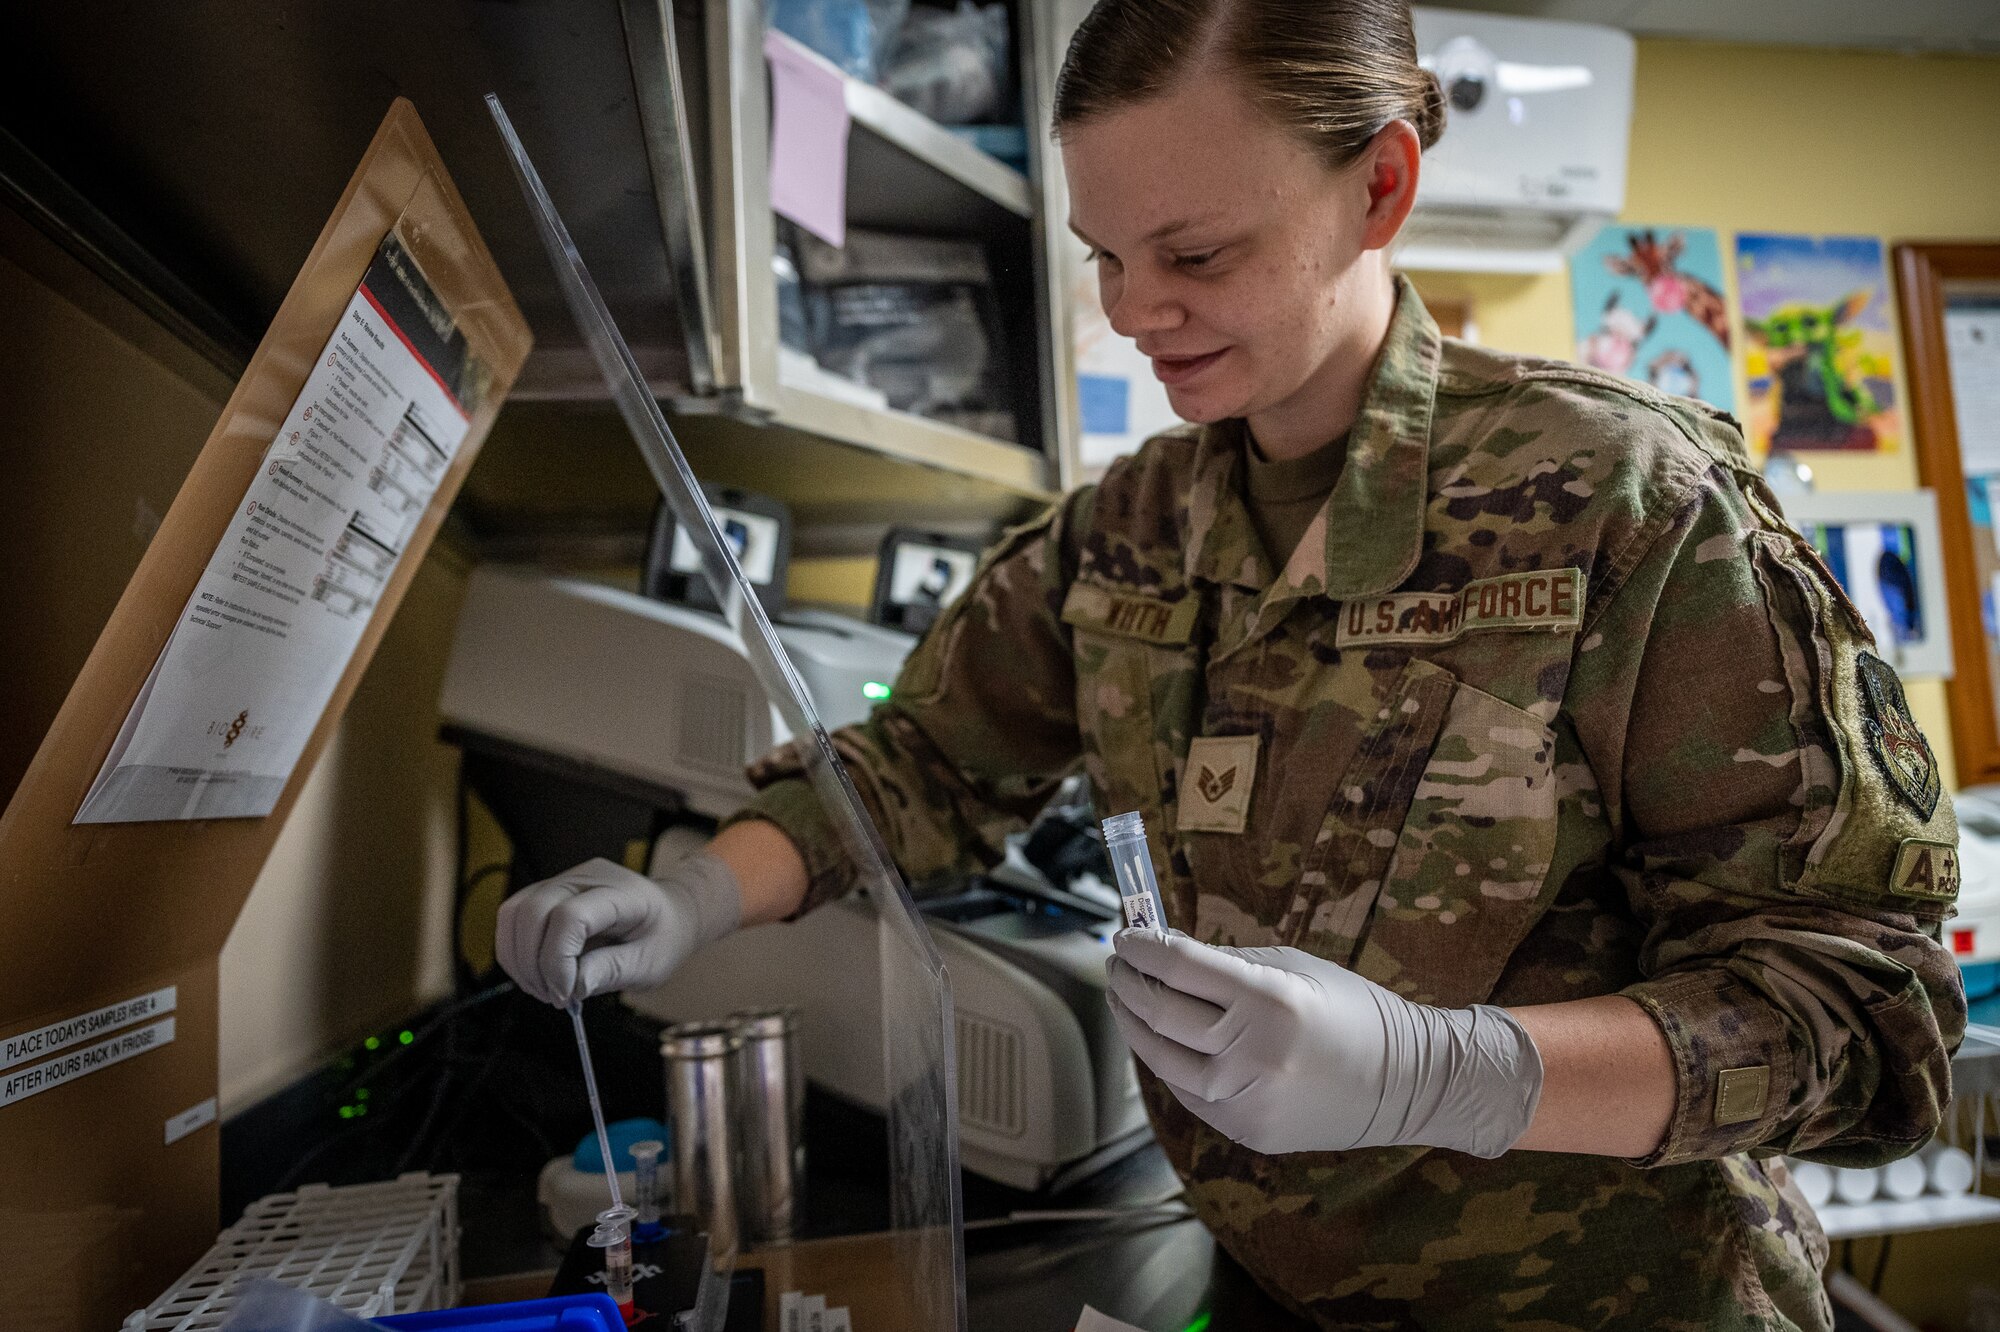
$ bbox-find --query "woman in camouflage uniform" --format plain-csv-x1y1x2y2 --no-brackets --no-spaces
499,1,1966,1326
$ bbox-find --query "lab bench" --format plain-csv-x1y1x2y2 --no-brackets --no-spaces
217,988,1303,1331
455,1117,1307,1332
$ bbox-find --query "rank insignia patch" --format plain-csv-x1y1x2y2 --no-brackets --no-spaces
1857,652,1939,819
1180,734,1259,834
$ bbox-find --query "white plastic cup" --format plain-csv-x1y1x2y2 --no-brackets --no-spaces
1880,1155,1928,1201
1789,1160,1834,1209
1830,1166,1881,1205
1922,1142,1977,1197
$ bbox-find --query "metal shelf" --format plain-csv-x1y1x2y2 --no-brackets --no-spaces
455,399,1049,565
771,382,1049,495
766,29,1033,235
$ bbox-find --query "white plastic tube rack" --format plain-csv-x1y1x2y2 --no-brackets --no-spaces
122,1172,460,1330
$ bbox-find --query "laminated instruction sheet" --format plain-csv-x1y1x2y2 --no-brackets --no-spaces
77,231,488,823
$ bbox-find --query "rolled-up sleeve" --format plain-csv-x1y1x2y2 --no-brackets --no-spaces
723,488,1092,914
1570,459,1966,1168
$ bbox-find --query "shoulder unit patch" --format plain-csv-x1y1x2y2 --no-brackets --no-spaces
1857,652,1940,820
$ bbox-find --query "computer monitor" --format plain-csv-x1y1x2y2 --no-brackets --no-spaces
643,485,792,617
870,527,984,635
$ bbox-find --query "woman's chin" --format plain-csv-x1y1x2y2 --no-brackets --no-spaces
1164,382,1249,425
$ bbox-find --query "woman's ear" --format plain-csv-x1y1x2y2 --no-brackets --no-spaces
1358,119,1423,252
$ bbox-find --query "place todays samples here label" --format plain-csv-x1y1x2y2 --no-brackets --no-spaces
0,985,177,1072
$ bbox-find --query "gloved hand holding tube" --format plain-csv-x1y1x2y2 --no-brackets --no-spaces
1101,813,1544,1160
1107,933,1544,1158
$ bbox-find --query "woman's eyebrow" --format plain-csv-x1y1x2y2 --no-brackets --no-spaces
1145,213,1230,243
1067,214,1234,249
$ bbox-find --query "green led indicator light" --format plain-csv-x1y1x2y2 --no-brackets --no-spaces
353,1104,368,1117
862,681,892,701
398,1030,414,1046
364,1036,380,1051
354,1088,369,1102
1183,1314,1212,1332
338,1105,355,1120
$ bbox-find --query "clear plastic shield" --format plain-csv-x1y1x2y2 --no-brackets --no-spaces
488,97,968,1332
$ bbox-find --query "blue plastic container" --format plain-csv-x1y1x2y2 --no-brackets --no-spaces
377,1294,626,1332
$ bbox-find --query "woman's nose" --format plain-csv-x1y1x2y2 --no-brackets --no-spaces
1105,268,1183,340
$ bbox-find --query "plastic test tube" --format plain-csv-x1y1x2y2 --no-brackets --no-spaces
1102,811,1168,932
629,1139,666,1240
588,1204,639,1319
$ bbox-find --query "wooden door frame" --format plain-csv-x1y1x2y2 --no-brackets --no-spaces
1894,242,2000,785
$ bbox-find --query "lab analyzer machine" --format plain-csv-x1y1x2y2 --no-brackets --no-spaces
439,502,1150,1190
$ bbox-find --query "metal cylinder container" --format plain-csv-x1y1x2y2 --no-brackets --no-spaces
663,1021,743,1256
730,1007,804,1242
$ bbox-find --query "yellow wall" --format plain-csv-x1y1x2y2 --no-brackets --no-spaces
1413,38,2000,795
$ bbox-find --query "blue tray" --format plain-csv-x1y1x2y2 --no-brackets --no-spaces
377,1294,626,1332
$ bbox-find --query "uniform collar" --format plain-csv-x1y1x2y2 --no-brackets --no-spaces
1183,278,1442,602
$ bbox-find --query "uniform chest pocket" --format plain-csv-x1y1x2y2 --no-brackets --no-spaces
1062,582,1201,915
1351,682,1562,1007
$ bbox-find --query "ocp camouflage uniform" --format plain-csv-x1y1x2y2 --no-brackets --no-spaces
733,280,1967,1330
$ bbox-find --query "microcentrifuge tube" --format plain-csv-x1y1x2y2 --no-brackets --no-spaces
629,1138,665,1238
1102,811,1168,932
588,1204,640,1319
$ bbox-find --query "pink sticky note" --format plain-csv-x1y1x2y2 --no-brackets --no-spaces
765,31,850,248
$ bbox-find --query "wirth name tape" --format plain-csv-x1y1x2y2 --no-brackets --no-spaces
1337,568,1583,648
0,1017,176,1109
1061,581,1198,645
0,985,177,1072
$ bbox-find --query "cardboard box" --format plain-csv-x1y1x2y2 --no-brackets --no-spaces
0,99,530,1329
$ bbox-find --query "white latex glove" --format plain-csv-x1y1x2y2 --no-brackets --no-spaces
495,854,742,1007
1106,930,1542,1158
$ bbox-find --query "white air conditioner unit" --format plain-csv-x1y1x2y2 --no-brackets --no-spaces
1403,7,1635,275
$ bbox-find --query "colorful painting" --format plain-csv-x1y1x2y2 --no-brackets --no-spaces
1569,224,1734,413
1736,233,1903,455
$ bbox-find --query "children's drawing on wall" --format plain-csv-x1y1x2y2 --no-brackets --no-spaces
1569,225,1734,414
1735,232,1904,455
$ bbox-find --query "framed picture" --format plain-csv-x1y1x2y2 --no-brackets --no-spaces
1737,233,1906,457
1897,243,2000,783
1779,490,1952,680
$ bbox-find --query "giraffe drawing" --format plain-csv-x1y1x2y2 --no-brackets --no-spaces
1605,229,1731,350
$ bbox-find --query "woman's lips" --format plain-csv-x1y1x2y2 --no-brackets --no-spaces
1150,348,1228,386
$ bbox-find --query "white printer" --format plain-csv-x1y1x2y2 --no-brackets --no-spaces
439,563,1150,1190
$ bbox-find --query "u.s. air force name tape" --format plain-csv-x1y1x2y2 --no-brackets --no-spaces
0,985,177,1072
0,1017,177,1110
1336,568,1583,648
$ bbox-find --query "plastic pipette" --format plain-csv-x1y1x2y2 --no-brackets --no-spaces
567,1000,625,1211
569,1001,638,1323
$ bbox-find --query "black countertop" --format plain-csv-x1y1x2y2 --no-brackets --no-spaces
224,989,1310,1330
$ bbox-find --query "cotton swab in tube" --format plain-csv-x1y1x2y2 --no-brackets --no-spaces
1102,811,1168,932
